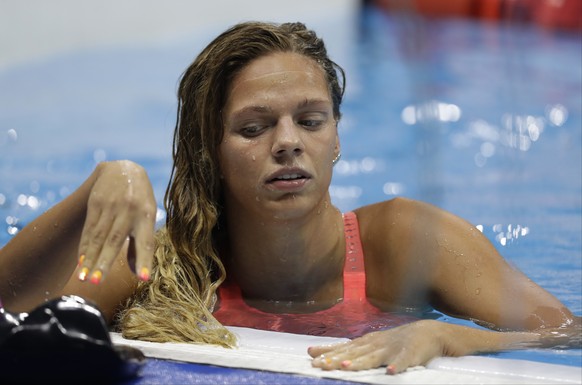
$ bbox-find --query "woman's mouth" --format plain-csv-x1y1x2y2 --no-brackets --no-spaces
266,170,311,192
272,173,305,181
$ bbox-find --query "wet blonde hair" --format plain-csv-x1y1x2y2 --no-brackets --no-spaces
116,21,345,346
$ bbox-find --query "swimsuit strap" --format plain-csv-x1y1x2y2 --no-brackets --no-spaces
343,211,367,302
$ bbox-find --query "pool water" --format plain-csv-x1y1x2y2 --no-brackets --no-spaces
0,5,580,368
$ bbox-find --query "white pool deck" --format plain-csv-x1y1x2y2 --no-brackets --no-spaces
112,327,582,384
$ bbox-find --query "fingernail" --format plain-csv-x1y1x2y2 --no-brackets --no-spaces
387,364,396,375
77,254,85,267
324,357,332,365
341,360,352,368
78,267,90,281
90,270,103,285
138,267,150,281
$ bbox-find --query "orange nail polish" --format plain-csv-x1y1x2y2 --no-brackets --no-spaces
138,267,150,281
78,267,89,281
77,254,85,267
90,270,103,285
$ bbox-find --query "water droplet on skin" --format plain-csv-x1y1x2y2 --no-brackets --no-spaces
475,288,481,295
251,155,256,161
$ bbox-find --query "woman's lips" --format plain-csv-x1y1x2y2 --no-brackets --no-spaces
266,170,311,192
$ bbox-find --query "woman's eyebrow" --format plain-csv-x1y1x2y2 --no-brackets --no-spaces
297,98,331,109
229,99,330,121
230,105,272,119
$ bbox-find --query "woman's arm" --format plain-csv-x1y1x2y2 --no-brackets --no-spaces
309,197,580,374
0,160,156,322
359,197,575,330
309,319,554,374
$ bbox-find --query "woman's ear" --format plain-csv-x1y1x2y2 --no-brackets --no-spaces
332,134,341,166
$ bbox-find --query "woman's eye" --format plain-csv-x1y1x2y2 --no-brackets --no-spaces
240,125,266,137
299,119,326,131
300,120,319,127
298,112,328,130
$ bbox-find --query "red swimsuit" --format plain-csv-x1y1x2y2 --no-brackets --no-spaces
213,212,416,338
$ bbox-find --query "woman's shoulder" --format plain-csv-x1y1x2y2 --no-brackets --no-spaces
351,197,445,257
350,197,417,254
353,196,430,226
351,198,436,306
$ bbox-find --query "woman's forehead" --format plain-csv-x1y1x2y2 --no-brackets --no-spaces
225,52,330,111
233,52,324,85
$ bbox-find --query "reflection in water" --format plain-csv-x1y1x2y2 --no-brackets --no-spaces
383,182,405,196
329,185,362,202
501,112,544,151
5,129,17,143
492,223,530,246
334,157,381,175
5,216,20,236
401,100,462,125
464,223,530,247
546,104,568,126
449,104,569,167
17,194,40,210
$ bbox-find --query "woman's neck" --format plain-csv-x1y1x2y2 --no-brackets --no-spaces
223,203,345,312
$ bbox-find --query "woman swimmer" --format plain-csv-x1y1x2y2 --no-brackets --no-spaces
0,21,579,375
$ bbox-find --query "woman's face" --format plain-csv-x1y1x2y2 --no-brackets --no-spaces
219,52,339,221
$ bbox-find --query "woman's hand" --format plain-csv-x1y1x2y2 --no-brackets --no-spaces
309,320,453,374
77,160,156,285
308,320,538,375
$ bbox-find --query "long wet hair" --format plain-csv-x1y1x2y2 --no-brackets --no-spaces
116,21,345,347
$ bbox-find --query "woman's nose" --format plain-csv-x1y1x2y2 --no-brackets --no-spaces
272,117,304,159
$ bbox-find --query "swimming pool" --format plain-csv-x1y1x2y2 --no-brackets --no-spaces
0,2,580,371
